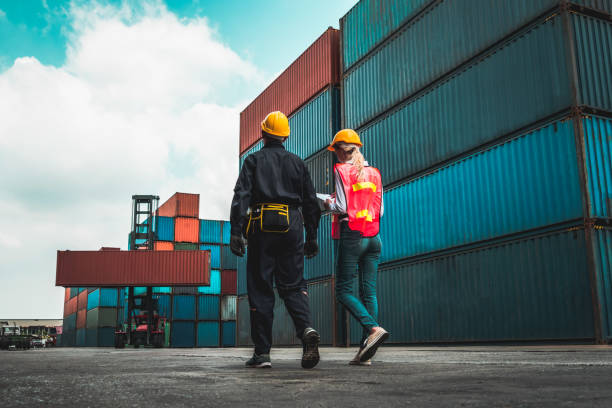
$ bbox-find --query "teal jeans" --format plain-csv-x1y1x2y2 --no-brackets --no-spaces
335,227,382,342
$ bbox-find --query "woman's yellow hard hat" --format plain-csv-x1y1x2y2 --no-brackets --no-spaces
261,111,290,137
328,129,362,151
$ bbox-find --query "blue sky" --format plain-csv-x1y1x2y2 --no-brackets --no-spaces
0,0,357,318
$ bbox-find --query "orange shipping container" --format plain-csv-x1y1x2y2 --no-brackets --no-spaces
64,288,70,303
157,193,199,218
174,217,199,243
64,297,77,317
154,241,174,251
77,290,88,311
76,309,87,329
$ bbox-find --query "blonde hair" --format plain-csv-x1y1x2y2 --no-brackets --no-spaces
338,142,366,181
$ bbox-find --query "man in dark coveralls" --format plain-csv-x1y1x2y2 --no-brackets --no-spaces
230,111,322,369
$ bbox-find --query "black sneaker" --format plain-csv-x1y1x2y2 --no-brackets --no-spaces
245,353,271,368
301,328,320,369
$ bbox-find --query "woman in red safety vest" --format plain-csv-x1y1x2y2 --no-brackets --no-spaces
325,128,389,365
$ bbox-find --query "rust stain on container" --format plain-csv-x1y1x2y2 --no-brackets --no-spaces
157,192,200,218
56,250,210,287
239,28,340,154
174,217,199,243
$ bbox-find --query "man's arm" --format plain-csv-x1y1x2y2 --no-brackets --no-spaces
230,155,256,237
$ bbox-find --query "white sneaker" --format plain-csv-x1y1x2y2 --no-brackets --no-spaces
358,327,389,362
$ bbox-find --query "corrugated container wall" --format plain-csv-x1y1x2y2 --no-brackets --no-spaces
157,192,200,218
197,321,219,347
198,269,221,295
171,321,195,347
582,117,612,219
239,28,340,153
222,321,236,347
237,296,252,346
174,217,199,243
354,13,612,185
173,295,196,320
154,241,174,251
199,245,220,269
156,216,174,241
221,295,237,321
221,246,238,270
221,269,237,295
197,295,220,320
199,220,223,244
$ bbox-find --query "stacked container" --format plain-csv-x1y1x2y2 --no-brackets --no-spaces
338,0,612,344
61,289,78,346
236,28,344,346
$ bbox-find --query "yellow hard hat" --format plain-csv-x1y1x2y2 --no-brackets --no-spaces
261,111,290,137
328,129,362,151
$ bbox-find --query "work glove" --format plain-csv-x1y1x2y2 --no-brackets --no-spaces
304,240,319,259
230,235,246,257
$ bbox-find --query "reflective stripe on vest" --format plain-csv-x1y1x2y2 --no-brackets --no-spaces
331,163,382,239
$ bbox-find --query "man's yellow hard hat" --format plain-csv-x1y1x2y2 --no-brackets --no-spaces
261,111,290,137
328,129,362,151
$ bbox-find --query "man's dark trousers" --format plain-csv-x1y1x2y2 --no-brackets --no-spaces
247,208,312,355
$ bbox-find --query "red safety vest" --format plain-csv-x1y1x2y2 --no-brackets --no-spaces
331,163,382,239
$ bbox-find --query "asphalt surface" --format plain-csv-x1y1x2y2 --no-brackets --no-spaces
2,345,612,407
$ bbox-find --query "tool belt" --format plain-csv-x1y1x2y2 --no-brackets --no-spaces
246,203,290,235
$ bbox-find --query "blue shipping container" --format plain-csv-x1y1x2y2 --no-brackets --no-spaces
172,295,196,320
221,245,237,270
155,294,171,319
197,295,220,320
304,214,335,281
197,321,220,347
582,116,612,219
222,321,236,347
87,288,118,311
171,321,195,347
63,314,77,332
379,118,584,263
198,269,221,295
200,244,221,269
199,220,223,244
156,216,174,241
76,328,87,346
593,227,612,341
222,221,231,245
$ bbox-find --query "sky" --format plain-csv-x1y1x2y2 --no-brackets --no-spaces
0,0,357,318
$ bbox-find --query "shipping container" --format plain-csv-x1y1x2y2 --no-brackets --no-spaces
174,217,199,243
237,296,253,347
304,214,335,281
172,295,196,320
237,249,247,296
63,314,77,332
157,192,199,218
77,290,88,311
197,295,220,320
221,295,237,321
172,286,198,295
86,308,117,329
87,288,119,310
63,297,77,317
85,327,115,347
221,221,231,245
343,1,612,130
153,287,172,294
222,321,236,347
340,0,431,71
197,321,220,347
199,244,221,269
378,118,584,263
199,220,223,244
592,227,612,341
198,269,221,295
174,242,198,250
76,309,87,329
221,269,237,295
154,241,174,251
154,294,171,319
355,13,612,184
76,328,87,346
284,86,341,160
239,139,263,170
56,250,210,287
240,28,340,153
221,246,238,270
582,116,612,219
69,287,79,298
155,216,174,241
64,288,70,303
305,149,335,195
171,321,195,347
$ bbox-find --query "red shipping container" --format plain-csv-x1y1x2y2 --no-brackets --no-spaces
100,247,120,251
63,297,77,317
64,288,70,303
157,193,199,218
154,241,174,251
221,270,237,295
56,250,210,287
76,309,87,329
77,290,88,311
174,217,199,243
239,28,340,154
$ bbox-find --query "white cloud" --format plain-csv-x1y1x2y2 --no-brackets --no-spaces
0,0,265,318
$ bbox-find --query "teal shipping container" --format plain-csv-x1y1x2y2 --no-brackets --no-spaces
354,227,595,344
171,321,195,347
237,252,247,296
340,0,431,71
304,214,335,281
221,245,238,270
200,244,221,269
222,221,231,245
63,314,77,332
592,227,612,342
378,118,587,263
305,149,335,195
198,269,221,294
342,1,612,130
76,328,86,346
199,220,223,244
222,321,236,347
61,330,75,347
239,140,263,170
86,308,117,329
153,287,172,294
237,296,253,346
172,295,196,320
355,13,612,185
197,321,220,347
284,87,341,160
87,288,118,311
582,117,612,219
197,295,220,320
69,287,79,298
85,327,115,347
154,294,171,319
155,216,174,241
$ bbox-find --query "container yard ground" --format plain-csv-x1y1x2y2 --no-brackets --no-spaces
2,346,612,407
